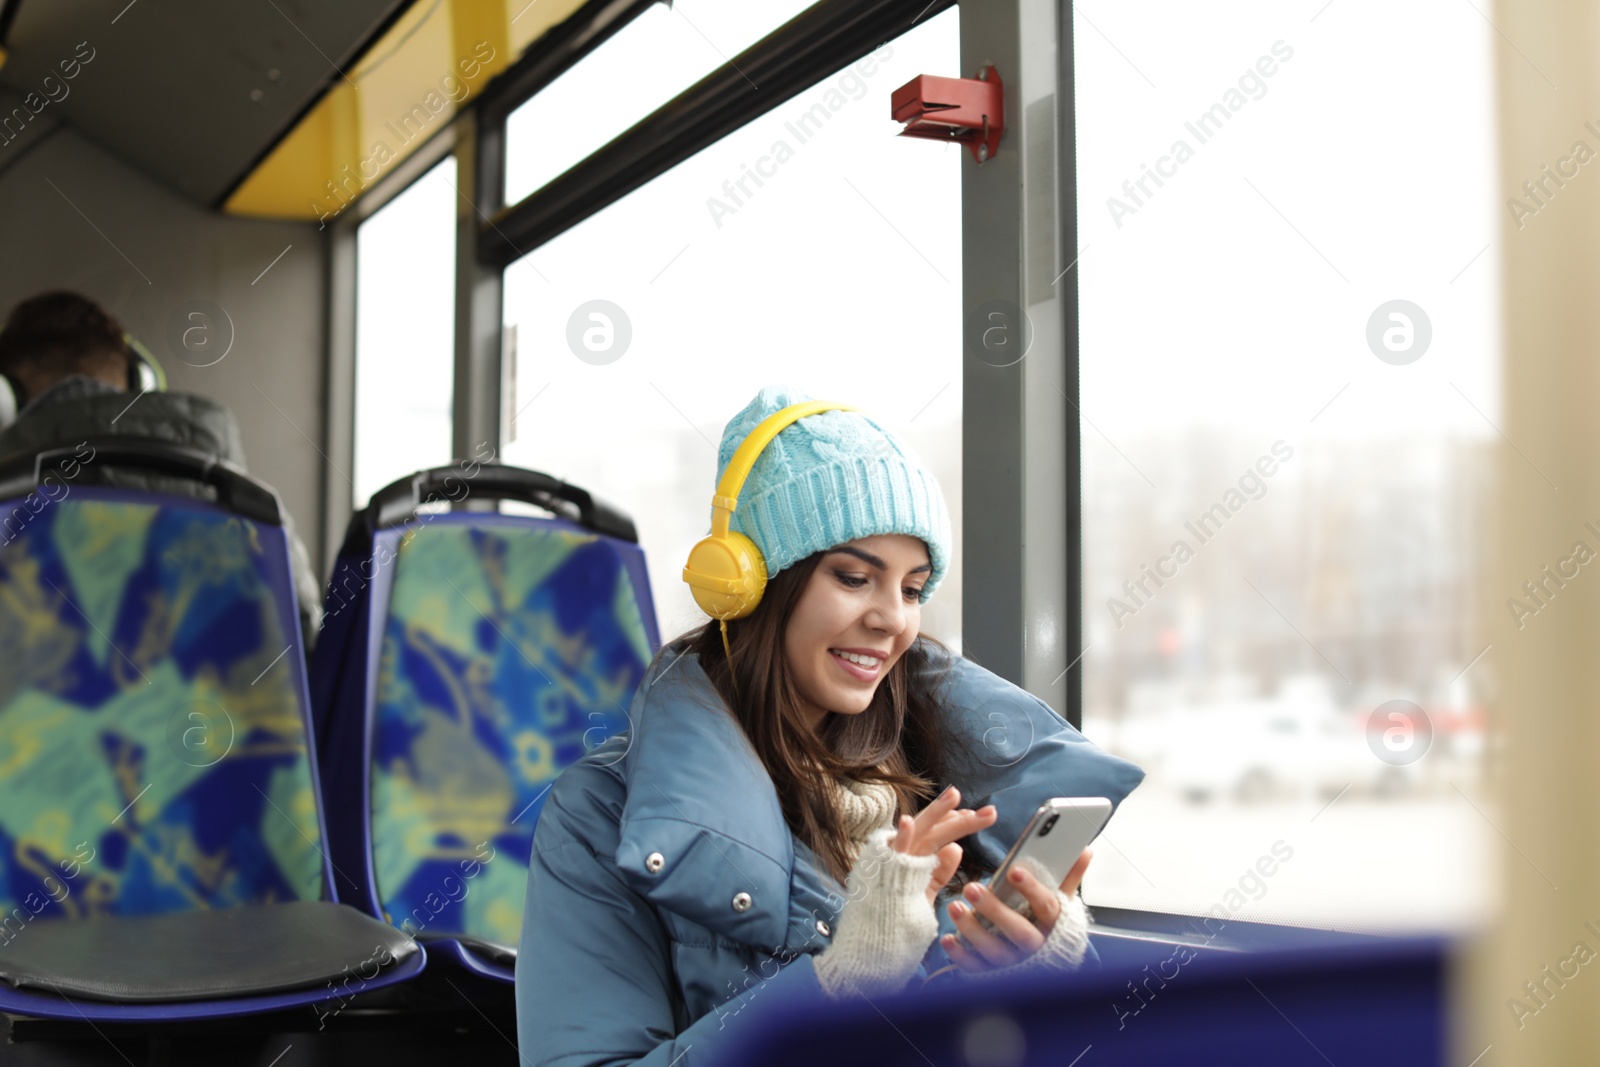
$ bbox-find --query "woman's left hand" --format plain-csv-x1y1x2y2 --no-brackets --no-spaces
939,848,1092,973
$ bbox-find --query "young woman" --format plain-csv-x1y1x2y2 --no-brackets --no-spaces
515,386,1143,1066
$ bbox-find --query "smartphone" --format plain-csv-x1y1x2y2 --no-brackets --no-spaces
974,797,1112,932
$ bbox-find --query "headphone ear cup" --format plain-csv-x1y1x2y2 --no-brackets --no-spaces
0,374,16,432
682,531,767,621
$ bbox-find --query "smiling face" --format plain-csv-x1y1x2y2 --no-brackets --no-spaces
783,534,932,733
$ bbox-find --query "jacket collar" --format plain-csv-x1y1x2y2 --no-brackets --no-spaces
18,374,122,416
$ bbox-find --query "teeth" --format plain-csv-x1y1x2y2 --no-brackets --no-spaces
831,649,881,668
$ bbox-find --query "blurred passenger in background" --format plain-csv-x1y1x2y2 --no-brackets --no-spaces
0,290,323,646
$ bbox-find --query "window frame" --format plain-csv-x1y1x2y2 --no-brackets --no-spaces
475,0,958,267
1059,0,1084,732
322,0,661,568
325,0,1076,732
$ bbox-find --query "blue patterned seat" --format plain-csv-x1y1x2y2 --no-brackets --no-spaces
310,463,659,981
0,493,323,919
0,440,421,1020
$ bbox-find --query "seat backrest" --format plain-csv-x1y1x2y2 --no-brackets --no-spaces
349,509,658,948
0,481,330,930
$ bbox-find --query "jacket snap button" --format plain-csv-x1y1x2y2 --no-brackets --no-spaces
816,919,831,938
731,891,753,912
645,852,665,873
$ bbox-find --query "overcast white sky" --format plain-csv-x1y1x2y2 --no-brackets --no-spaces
1075,0,1501,445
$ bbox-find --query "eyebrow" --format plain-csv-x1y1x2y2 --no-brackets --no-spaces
827,546,932,575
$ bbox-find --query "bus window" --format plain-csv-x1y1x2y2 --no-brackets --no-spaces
1075,2,1497,932
353,156,458,508
500,9,964,648
505,0,819,205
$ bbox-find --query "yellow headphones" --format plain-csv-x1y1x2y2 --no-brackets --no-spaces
683,400,859,671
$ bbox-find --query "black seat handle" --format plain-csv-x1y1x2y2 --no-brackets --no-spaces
0,438,282,526
367,463,638,543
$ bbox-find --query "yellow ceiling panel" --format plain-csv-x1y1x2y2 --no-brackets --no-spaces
224,0,588,221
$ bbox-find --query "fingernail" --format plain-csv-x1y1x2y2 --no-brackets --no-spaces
1009,869,1024,883
949,901,965,916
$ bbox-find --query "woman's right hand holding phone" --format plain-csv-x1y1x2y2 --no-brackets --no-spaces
940,848,1095,978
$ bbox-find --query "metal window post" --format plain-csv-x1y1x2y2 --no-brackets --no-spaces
453,108,505,469
322,221,358,576
960,0,1078,724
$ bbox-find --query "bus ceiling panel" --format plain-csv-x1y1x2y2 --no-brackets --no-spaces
222,0,603,220
478,0,958,269
0,0,405,206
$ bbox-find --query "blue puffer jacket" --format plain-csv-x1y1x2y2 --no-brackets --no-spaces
514,635,1144,1066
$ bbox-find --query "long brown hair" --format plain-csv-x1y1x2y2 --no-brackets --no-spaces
680,549,994,889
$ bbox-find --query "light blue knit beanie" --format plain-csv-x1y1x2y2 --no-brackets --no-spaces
713,384,952,602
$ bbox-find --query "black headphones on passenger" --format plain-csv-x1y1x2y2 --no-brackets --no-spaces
0,332,166,432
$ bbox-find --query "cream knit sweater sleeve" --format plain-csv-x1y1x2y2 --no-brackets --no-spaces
813,825,941,1000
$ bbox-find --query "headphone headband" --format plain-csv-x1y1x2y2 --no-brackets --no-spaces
123,333,167,393
709,400,859,538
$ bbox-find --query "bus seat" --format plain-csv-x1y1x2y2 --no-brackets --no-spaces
0,440,422,1022
309,463,658,983
708,932,1448,1066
